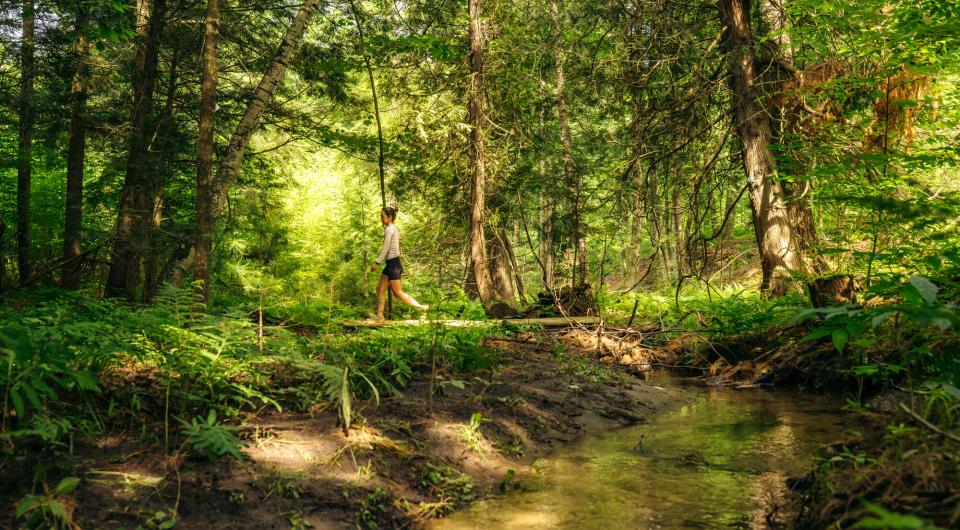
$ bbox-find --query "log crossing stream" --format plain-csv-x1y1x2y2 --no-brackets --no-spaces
430,379,847,529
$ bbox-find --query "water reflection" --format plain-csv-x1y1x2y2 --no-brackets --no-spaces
430,386,846,530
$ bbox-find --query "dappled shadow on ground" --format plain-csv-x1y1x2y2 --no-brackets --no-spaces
2,330,691,529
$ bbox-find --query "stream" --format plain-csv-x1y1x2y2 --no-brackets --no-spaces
430,380,847,529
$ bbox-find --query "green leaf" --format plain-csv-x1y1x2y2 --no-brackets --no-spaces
46,499,69,521
10,388,25,417
340,366,351,432
832,328,849,353
73,371,101,392
54,476,81,495
908,275,938,306
355,370,380,407
21,381,42,412
847,320,866,338
801,326,835,343
15,495,40,518
870,311,893,329
853,501,932,529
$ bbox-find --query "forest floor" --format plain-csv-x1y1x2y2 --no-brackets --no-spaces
3,328,692,529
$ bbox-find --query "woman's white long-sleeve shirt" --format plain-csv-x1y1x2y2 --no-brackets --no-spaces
375,223,401,263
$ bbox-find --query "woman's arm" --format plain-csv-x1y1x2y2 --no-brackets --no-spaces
375,225,395,264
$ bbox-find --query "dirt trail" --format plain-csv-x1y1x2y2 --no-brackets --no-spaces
54,331,692,529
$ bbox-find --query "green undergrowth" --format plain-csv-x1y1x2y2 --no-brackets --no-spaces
603,274,959,528
0,286,506,528
605,284,807,337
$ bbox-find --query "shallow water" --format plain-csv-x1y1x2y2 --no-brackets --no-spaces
430,382,846,530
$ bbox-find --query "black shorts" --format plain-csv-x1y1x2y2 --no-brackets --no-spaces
382,257,403,280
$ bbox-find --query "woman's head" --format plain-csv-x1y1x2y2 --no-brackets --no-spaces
380,205,398,224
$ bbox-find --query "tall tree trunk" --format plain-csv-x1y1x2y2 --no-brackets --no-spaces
142,51,181,302
550,0,588,287
671,185,682,280
62,11,90,290
349,0,386,208
106,0,165,299
537,102,556,291
193,0,220,302
718,0,801,296
759,0,827,277
646,169,666,284
539,192,556,290
184,0,323,295
17,0,35,285
466,0,502,315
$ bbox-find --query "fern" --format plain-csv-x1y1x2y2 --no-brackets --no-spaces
181,410,244,462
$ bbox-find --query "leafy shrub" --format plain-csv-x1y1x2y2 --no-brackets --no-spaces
16,476,81,529
794,275,960,385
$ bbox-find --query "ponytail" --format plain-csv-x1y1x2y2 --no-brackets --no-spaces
382,205,398,221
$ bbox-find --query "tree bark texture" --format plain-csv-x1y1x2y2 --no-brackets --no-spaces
193,0,220,302
488,226,517,303
466,0,501,314
142,51,181,302
17,0,35,285
62,12,90,290
106,0,165,299
181,0,322,294
759,0,827,278
550,0,588,287
718,0,801,296
537,102,556,291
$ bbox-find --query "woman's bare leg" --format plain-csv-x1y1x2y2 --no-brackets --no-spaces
389,280,428,309
375,274,389,319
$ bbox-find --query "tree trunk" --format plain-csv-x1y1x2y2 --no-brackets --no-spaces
671,185,682,280
721,182,737,241
17,0,35,285
550,0,588,287
718,0,801,296
185,0,322,295
106,0,165,299
646,169,667,284
62,11,90,290
209,0,321,219
467,0,499,314
349,0,386,208
193,0,220,302
488,226,516,303
759,0,827,278
142,51,181,302
539,191,556,290
537,102,556,291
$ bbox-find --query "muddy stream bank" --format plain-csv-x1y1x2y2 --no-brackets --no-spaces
430,377,847,529
4,330,848,529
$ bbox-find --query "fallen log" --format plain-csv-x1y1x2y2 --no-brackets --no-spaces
344,316,601,329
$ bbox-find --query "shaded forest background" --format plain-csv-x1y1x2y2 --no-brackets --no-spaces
1,0,956,311
2,0,960,527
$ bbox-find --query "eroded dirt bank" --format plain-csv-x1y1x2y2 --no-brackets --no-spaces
31,331,691,529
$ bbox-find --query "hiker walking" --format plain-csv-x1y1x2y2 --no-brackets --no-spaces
371,205,428,320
